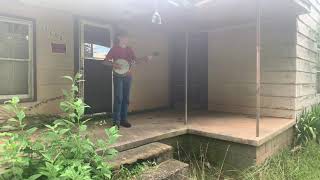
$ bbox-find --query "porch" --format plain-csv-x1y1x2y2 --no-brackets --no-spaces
88,110,295,167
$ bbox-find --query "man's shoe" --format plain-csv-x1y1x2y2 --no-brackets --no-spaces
120,121,132,128
112,122,120,129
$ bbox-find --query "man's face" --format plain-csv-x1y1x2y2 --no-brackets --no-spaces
119,36,129,45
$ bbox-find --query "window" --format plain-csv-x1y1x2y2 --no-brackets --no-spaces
84,43,110,60
317,71,320,94
0,16,34,101
83,24,111,60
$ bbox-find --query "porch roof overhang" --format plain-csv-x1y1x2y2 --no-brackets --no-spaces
20,0,310,32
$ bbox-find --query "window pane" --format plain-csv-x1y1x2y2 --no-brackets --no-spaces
84,25,111,60
0,61,11,94
84,43,110,60
0,61,29,95
317,72,320,94
0,21,29,59
93,44,110,59
0,17,32,99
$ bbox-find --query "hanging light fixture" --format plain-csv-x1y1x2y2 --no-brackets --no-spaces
152,0,162,24
167,0,214,8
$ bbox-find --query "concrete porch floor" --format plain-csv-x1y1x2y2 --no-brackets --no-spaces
88,110,296,152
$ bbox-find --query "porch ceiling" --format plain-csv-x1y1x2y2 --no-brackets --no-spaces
20,0,309,31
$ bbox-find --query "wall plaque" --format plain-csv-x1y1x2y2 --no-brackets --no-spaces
51,43,66,54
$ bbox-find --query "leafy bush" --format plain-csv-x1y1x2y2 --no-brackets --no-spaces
0,74,119,180
0,97,37,179
296,105,320,145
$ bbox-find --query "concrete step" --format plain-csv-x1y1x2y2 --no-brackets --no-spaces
109,142,173,169
138,159,189,180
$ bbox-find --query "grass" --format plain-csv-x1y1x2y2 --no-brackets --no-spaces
185,142,320,180
241,142,320,180
175,142,236,180
111,161,157,180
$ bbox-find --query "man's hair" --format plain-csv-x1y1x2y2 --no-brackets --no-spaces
114,29,128,44
115,30,128,38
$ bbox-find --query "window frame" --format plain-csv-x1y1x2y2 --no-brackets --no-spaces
0,15,36,103
317,48,320,94
317,69,320,95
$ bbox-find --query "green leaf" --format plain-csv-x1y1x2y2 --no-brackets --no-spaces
1,125,16,130
16,111,26,121
26,127,38,135
309,127,317,140
71,85,79,92
63,76,74,82
75,73,82,80
8,118,18,123
82,118,92,125
27,174,42,180
12,96,20,104
79,125,87,132
106,148,118,159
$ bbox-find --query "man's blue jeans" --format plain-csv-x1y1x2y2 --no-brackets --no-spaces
113,76,132,124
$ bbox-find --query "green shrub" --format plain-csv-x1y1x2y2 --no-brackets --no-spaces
241,142,320,180
0,97,37,179
296,105,320,145
0,73,119,180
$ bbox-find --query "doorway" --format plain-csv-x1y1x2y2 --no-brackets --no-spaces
79,21,113,114
169,32,208,110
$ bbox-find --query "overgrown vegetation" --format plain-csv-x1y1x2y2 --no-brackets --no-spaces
240,104,320,180
184,104,320,180
296,105,320,145
241,142,320,180
0,74,119,180
112,161,157,180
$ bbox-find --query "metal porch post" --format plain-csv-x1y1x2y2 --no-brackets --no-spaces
256,0,261,137
185,32,189,125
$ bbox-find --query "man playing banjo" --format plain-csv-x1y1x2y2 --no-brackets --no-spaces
103,30,154,128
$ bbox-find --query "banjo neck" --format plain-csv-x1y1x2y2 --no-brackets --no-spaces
133,51,159,65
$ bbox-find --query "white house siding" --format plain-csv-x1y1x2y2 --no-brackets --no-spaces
125,27,170,112
0,0,74,115
0,1,170,117
295,0,320,116
208,17,298,118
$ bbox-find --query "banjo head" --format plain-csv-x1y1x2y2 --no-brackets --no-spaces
114,59,130,75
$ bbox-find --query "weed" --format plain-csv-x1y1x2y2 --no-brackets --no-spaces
112,161,157,180
0,73,120,180
296,105,320,145
241,142,320,180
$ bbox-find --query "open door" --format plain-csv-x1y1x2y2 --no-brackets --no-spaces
170,32,208,110
79,21,113,114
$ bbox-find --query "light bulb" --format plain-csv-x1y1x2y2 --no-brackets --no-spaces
152,10,162,24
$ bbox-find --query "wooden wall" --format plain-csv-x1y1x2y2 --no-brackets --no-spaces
0,1,170,117
0,0,74,115
208,18,298,118
126,28,170,111
295,0,320,116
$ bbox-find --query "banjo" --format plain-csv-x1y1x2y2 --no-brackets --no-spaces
113,52,159,76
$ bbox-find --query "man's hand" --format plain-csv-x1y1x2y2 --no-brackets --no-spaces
102,60,109,66
144,55,153,63
113,62,122,70
102,59,113,66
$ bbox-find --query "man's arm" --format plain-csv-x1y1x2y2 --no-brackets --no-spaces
103,48,114,66
128,47,136,64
